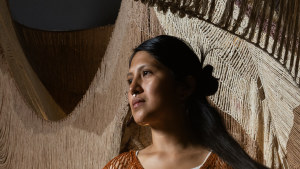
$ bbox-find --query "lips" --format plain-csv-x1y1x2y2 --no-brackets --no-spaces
132,97,145,109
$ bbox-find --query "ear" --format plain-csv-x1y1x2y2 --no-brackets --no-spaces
177,76,196,100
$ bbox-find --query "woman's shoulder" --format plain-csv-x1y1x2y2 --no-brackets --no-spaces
103,150,141,169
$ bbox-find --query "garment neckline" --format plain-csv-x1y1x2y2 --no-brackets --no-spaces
133,150,212,169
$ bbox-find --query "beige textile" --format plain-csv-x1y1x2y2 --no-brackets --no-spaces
135,0,300,87
0,0,300,169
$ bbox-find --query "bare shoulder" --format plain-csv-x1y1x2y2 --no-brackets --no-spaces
103,150,136,169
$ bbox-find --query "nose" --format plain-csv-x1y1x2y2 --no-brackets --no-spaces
129,77,143,96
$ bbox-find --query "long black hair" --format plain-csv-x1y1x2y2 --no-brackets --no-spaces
129,35,268,169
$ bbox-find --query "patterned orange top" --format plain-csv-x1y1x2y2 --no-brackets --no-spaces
103,150,232,169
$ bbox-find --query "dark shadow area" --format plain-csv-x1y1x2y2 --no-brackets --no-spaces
8,0,121,31
13,22,114,114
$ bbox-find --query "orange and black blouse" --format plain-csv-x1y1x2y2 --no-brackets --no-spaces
103,150,232,169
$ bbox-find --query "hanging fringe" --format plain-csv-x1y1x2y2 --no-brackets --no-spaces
289,1,299,72
135,0,300,87
264,0,275,50
256,0,268,44
231,0,247,33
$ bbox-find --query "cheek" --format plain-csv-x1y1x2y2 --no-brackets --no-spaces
145,79,177,105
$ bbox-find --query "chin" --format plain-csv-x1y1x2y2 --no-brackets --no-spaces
132,112,150,125
133,116,147,125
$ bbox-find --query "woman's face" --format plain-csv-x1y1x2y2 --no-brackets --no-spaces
127,51,184,126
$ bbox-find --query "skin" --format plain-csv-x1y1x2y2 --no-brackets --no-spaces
127,51,211,169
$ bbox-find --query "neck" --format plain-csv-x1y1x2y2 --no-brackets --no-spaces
148,112,197,154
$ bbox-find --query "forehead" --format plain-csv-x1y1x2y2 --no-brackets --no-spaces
129,51,160,70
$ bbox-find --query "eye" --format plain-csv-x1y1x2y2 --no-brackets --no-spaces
143,70,152,76
127,79,132,85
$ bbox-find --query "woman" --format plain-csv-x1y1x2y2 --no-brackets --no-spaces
104,35,268,169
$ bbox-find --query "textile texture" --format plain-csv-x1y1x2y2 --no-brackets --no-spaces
0,0,299,168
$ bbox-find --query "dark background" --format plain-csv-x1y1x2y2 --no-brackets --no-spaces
9,0,122,31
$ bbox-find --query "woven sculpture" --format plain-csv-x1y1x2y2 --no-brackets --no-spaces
0,0,299,168
135,0,300,87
